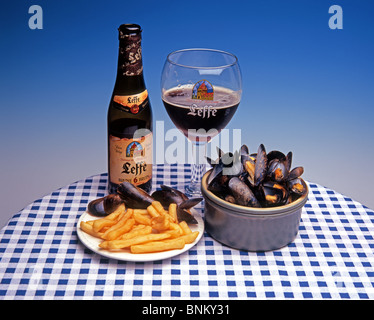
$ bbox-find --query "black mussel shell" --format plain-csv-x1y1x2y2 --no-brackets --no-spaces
266,151,292,183
179,197,203,210
263,181,288,199
240,144,250,157
288,166,304,180
228,177,261,208
152,185,202,215
287,178,307,196
88,198,106,216
254,144,267,187
152,187,202,210
117,181,154,209
205,156,217,167
151,190,177,208
259,185,283,206
267,159,288,182
260,181,289,206
87,194,124,217
240,144,253,164
267,150,286,163
285,151,293,172
160,185,188,202
242,158,255,186
177,208,198,224
207,161,224,185
207,174,229,197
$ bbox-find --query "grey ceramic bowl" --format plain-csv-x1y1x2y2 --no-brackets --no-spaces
201,170,309,252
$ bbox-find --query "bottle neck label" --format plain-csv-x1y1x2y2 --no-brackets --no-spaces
113,89,148,114
119,34,143,77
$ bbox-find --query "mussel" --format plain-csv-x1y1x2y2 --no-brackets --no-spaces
228,177,261,207
151,185,188,206
87,194,124,217
207,173,230,195
206,143,307,209
288,166,304,180
151,185,202,224
287,178,307,196
260,181,289,206
175,208,199,224
254,144,268,187
117,181,155,209
267,151,292,183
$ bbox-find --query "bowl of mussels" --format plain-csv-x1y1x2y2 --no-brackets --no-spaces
201,143,308,252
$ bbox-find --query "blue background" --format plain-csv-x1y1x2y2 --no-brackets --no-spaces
1,0,373,227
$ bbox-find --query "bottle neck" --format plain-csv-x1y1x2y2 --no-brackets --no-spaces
114,35,146,94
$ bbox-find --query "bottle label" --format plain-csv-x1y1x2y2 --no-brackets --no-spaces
109,132,153,186
113,90,148,114
119,33,143,76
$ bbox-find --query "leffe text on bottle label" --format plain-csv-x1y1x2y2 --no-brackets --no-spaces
113,90,148,114
109,133,153,186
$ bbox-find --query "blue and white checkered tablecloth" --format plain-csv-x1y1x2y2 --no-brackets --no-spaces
0,164,373,300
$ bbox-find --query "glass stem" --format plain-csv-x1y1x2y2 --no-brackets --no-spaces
186,142,206,196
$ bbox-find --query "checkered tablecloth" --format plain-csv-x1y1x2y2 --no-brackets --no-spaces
0,164,373,300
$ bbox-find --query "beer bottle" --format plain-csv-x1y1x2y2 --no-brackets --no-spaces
107,24,153,194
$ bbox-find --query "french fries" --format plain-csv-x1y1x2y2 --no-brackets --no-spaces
131,238,185,254
80,200,199,254
151,215,170,232
100,233,171,250
168,203,178,223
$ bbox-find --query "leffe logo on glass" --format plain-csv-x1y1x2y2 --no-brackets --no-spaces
188,79,217,119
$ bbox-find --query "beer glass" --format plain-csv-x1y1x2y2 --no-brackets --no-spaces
161,48,242,196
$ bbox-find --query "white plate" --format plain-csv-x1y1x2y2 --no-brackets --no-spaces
76,209,204,262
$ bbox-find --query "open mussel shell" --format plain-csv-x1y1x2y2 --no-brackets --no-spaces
287,178,307,196
151,185,202,209
267,159,288,182
267,150,286,163
242,158,255,186
240,144,255,162
155,185,188,205
87,194,124,217
151,187,186,208
151,185,202,224
161,184,188,199
117,181,154,209
267,151,293,183
259,181,289,207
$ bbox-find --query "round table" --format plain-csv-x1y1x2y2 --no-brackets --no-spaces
0,164,373,300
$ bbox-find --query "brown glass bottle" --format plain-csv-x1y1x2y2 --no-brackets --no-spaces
107,24,153,194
